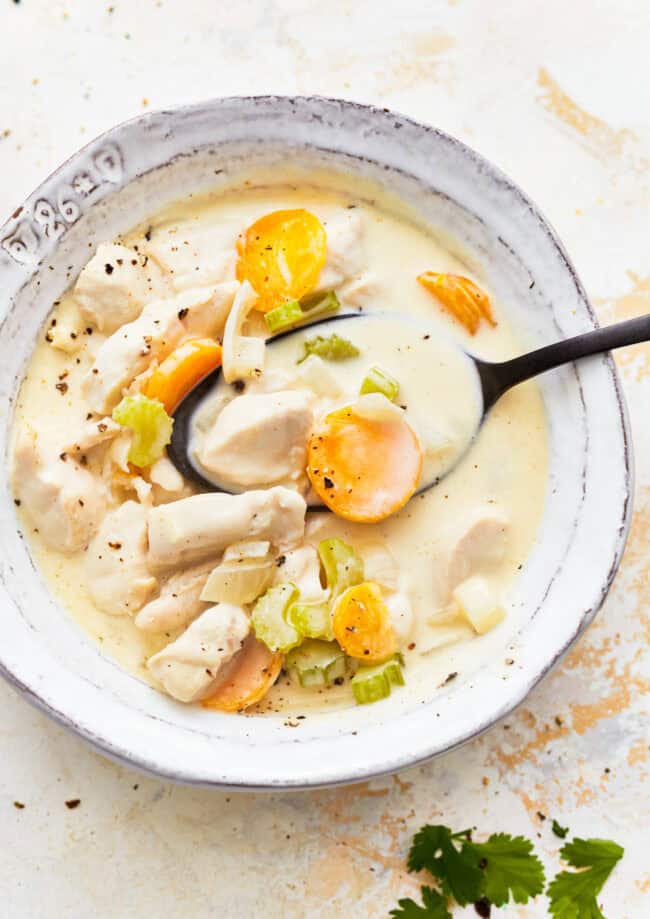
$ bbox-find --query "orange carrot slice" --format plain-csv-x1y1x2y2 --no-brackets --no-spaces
236,209,327,312
417,272,496,335
144,338,222,413
307,404,422,523
332,581,397,663
202,636,283,712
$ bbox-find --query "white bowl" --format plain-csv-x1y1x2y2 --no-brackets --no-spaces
0,97,632,789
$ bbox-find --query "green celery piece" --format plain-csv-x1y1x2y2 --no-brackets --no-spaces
264,299,303,333
360,364,400,401
112,394,173,468
251,583,300,653
296,332,359,365
351,655,405,705
287,601,334,640
317,538,364,601
286,639,346,687
300,289,341,321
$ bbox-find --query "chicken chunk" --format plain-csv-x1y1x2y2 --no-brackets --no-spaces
74,243,167,333
86,500,157,615
12,428,106,552
196,391,313,490
148,486,306,568
274,545,328,603
316,211,366,292
62,417,122,456
142,217,239,292
147,603,250,703
84,282,238,413
134,561,213,633
446,506,510,594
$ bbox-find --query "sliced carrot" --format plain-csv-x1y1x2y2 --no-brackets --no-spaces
417,272,496,335
144,338,222,413
236,209,327,312
307,404,422,523
332,581,397,663
202,636,283,712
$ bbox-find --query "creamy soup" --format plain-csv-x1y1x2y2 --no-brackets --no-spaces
11,180,548,715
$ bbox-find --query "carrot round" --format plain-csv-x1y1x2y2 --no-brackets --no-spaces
307,404,422,523
236,209,327,312
332,581,397,663
144,338,222,413
202,636,283,712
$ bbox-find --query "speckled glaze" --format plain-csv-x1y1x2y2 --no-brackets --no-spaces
0,97,632,789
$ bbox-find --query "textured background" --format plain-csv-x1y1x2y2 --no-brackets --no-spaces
1,1,648,916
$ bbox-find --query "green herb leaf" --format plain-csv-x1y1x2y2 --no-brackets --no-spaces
547,838,624,919
463,833,546,906
552,819,570,839
407,826,483,906
389,886,452,918
296,332,359,365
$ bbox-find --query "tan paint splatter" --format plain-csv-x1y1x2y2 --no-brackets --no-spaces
637,875,650,894
377,31,456,94
570,665,649,735
491,715,570,771
537,67,641,164
627,738,649,767
308,841,374,900
595,273,650,382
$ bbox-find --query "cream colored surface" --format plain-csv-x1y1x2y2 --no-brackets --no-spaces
0,1,648,917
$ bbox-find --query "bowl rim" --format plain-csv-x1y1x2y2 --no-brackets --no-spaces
0,95,633,789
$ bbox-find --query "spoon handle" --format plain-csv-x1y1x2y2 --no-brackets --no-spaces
477,313,650,409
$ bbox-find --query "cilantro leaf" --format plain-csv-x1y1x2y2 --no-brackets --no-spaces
389,886,452,918
552,819,570,839
462,833,546,907
547,837,624,919
407,825,483,906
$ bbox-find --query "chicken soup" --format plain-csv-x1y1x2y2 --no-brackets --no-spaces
11,181,547,714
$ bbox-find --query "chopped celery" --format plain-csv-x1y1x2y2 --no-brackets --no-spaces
264,299,303,333
317,538,364,601
287,601,334,641
265,290,340,335
297,332,359,365
286,640,346,687
112,394,173,468
351,655,405,705
300,289,341,322
251,583,301,653
360,365,400,401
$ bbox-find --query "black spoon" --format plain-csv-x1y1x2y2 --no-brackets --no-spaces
168,312,648,495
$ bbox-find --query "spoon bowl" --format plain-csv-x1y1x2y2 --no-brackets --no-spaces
169,310,650,500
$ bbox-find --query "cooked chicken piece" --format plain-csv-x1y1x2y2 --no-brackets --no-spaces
84,282,238,413
74,243,168,333
147,603,250,703
86,500,157,615
62,417,122,455
316,211,366,292
148,455,186,496
12,428,106,552
293,355,344,400
446,506,510,594
385,590,414,642
142,218,238,292
221,280,265,384
135,561,213,633
274,545,328,603
148,486,306,568
196,391,313,490
358,540,400,591
47,315,83,354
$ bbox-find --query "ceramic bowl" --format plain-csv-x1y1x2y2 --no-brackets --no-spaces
0,97,632,788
